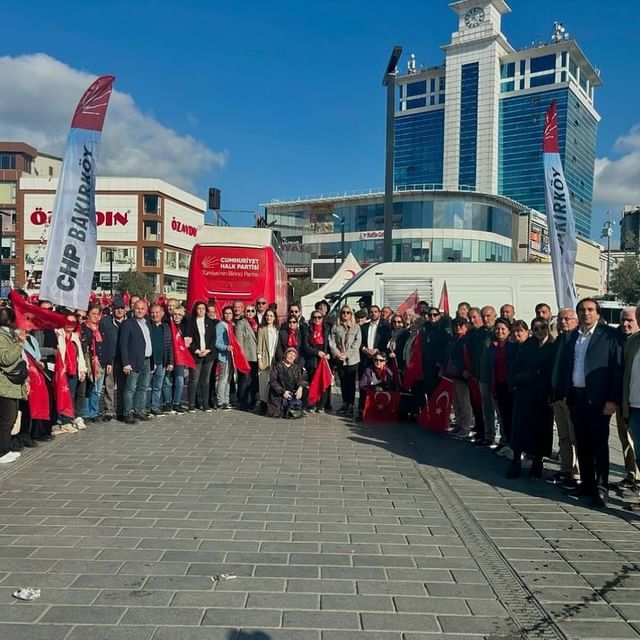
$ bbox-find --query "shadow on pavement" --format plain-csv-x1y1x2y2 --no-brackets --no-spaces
344,417,640,525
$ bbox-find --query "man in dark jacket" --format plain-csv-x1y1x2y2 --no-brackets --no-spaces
118,299,153,423
359,305,391,378
554,298,622,508
149,304,174,416
100,297,127,420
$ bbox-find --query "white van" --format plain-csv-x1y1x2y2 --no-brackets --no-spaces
325,262,556,323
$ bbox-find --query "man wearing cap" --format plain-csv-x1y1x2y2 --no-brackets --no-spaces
100,297,127,421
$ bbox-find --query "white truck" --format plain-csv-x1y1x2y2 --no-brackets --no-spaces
324,262,557,323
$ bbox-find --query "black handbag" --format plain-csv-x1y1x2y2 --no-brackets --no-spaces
2,359,28,385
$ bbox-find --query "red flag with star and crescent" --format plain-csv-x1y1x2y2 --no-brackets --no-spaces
308,357,333,406
9,290,71,331
362,388,400,424
26,353,50,420
54,349,75,417
417,377,454,433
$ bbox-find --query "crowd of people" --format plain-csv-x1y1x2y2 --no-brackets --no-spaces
0,291,638,512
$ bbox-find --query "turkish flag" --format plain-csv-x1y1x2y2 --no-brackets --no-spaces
9,290,72,332
101,291,111,308
54,349,75,418
227,322,251,374
123,290,131,307
417,377,454,433
396,289,419,315
26,354,50,420
308,358,333,406
363,388,400,424
169,321,196,369
402,332,424,390
438,281,450,315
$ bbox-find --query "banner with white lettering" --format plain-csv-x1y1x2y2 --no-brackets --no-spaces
543,99,577,311
40,75,115,308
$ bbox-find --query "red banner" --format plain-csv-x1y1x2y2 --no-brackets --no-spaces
396,289,419,316
438,281,450,315
402,333,423,390
169,321,196,369
9,290,72,332
26,354,50,420
362,388,400,424
308,358,332,406
417,377,453,433
227,322,250,374
54,349,75,418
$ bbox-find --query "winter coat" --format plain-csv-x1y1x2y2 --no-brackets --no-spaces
0,328,27,399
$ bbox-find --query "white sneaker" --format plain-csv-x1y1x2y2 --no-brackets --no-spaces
0,451,20,464
51,425,64,435
73,417,86,430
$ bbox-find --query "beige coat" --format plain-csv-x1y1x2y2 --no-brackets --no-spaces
257,326,279,371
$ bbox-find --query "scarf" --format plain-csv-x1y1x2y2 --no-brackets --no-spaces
85,320,103,342
310,323,324,346
287,328,298,348
246,316,258,334
65,334,77,376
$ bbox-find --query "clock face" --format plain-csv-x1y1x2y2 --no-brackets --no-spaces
464,6,485,28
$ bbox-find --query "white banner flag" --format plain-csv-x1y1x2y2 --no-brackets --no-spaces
39,75,115,308
543,99,578,311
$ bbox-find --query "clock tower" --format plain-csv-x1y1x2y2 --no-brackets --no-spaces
442,0,513,193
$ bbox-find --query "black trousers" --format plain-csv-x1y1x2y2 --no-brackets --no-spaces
188,359,215,410
337,363,358,405
0,396,19,457
237,362,259,409
493,381,513,444
568,388,611,493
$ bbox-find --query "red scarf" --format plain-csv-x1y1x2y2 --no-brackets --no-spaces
287,328,298,348
85,320,102,342
310,323,324,345
226,321,250,374
246,316,258,334
65,335,77,376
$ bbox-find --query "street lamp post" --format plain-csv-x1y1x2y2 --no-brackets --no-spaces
601,212,614,295
382,45,402,263
332,213,346,267
108,248,114,296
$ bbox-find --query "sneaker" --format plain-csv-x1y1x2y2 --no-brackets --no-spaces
449,425,470,438
133,413,150,421
123,415,138,425
187,407,197,413
73,417,86,430
51,425,64,436
490,443,503,452
0,451,20,464
173,405,186,414
61,423,78,433
205,408,214,413
151,409,166,417
221,404,232,412
614,476,637,491
496,446,513,458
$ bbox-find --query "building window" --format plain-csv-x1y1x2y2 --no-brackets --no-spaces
530,54,556,74
569,58,578,79
0,154,16,170
520,60,526,75
500,62,515,79
500,81,515,93
530,73,555,88
519,79,525,90
438,93,445,104
579,72,588,92
407,98,426,109
143,194,159,214
561,71,567,82
430,95,436,106
430,78,436,92
439,77,445,91
406,81,426,97
23,158,32,173
561,51,567,67
143,247,159,267
458,62,479,189
143,220,160,241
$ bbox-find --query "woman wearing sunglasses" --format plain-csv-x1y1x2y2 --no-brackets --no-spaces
356,352,395,422
329,306,361,416
301,310,331,413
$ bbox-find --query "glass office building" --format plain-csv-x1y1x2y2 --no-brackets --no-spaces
395,0,601,237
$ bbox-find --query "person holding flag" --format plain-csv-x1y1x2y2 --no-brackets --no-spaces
215,306,238,412
302,309,332,413
167,305,193,413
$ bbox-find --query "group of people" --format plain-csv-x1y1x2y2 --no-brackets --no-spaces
0,289,638,512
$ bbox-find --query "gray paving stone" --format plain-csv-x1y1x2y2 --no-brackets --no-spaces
247,592,320,610
41,605,126,624
0,624,72,640
71,574,147,589
556,620,639,638
283,610,359,629
0,604,48,622
394,595,469,614
151,627,236,640
122,606,204,625
66,625,156,640
360,612,439,632
201,607,282,627
93,588,173,606
287,578,356,594
438,614,518,635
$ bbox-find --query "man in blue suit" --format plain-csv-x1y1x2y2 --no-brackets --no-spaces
554,298,622,508
118,299,153,424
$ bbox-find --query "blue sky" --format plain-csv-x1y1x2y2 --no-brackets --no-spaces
2,0,639,240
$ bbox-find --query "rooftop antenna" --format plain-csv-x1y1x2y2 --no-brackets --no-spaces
407,53,417,74
551,21,569,43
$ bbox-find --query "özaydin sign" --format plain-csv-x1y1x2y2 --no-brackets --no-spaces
40,75,115,308
542,99,577,310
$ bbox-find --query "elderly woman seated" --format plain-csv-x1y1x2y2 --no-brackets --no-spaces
267,347,308,418
356,352,396,422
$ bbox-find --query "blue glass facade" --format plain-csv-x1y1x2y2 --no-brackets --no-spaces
498,88,596,237
394,110,444,187
459,63,479,189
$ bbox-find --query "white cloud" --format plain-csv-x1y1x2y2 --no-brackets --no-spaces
594,125,640,209
0,53,226,192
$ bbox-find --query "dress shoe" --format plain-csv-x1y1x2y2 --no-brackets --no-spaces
506,461,522,479
589,490,608,509
123,415,138,425
567,484,593,499
22,439,39,448
133,412,150,421
474,438,492,447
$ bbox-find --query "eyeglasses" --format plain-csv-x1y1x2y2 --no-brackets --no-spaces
246,309,256,313
288,320,298,324
76,315,87,320
374,358,386,362
257,300,267,305
428,313,440,318
311,315,322,320
393,320,404,324
532,326,546,332
341,311,352,315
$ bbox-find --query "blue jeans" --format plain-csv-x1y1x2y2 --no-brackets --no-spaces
83,373,104,419
165,366,185,406
150,364,166,412
627,407,640,470
122,359,151,416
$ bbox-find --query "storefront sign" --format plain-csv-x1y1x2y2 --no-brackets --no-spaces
360,231,384,239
